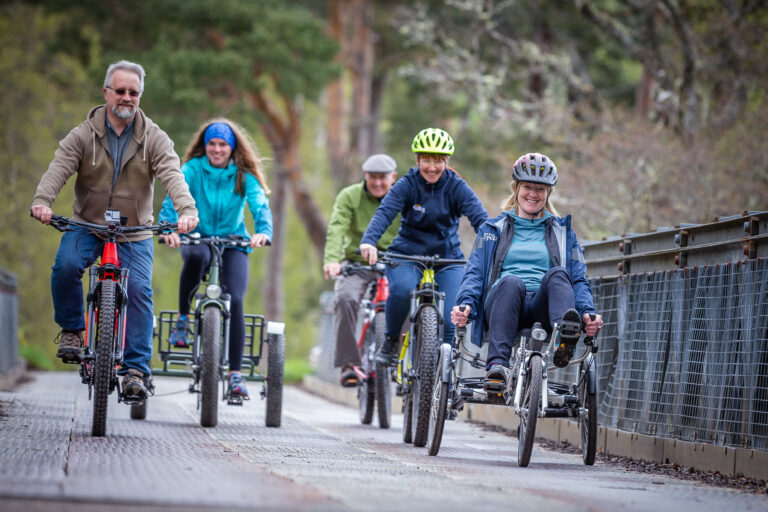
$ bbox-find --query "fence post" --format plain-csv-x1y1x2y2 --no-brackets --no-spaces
0,267,22,390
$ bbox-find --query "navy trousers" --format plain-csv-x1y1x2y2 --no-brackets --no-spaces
484,266,575,369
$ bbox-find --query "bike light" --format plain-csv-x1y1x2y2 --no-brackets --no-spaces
532,327,547,342
206,284,222,299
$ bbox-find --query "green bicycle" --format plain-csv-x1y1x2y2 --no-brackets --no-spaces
378,251,466,447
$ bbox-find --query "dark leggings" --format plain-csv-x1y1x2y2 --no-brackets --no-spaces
484,266,575,369
179,245,249,371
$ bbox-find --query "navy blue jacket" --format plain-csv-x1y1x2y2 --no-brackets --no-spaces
361,168,488,258
456,212,596,346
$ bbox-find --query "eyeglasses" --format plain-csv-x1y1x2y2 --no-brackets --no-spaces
106,87,141,98
419,155,447,165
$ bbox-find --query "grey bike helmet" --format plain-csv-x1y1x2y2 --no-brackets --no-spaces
512,153,558,186
362,154,397,173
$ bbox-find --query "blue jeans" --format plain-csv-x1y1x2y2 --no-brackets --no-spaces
484,266,575,369
385,262,464,346
51,227,155,375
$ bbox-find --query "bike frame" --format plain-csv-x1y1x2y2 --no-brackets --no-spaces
396,265,445,389
356,272,389,353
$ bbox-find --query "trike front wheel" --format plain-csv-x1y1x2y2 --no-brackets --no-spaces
579,356,598,465
518,353,542,467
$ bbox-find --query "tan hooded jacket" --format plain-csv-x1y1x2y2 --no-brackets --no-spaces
31,105,197,240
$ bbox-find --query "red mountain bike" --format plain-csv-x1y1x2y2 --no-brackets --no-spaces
342,262,391,429
45,210,176,436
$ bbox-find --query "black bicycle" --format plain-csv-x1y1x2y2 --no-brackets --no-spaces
43,211,176,436
377,251,466,447
155,234,284,428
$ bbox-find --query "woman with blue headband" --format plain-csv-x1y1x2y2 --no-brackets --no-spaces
159,119,272,401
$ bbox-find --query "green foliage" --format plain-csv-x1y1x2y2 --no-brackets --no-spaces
284,358,314,384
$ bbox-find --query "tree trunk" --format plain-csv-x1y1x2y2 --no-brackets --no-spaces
349,0,374,177
265,162,287,323
327,0,349,190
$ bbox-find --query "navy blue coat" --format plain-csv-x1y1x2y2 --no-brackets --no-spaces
361,168,488,258
456,212,596,346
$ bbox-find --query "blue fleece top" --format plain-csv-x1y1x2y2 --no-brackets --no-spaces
361,168,487,258
497,211,553,291
159,155,272,252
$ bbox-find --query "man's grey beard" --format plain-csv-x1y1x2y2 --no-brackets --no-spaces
111,104,135,120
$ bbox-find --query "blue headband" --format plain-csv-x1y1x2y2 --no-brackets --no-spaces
203,122,236,151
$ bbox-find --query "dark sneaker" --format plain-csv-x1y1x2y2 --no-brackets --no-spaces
553,308,582,368
169,315,191,348
483,364,509,392
121,368,150,402
375,336,399,366
55,330,83,364
227,374,250,400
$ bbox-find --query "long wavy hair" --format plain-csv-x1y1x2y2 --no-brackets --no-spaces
500,180,559,217
183,118,270,196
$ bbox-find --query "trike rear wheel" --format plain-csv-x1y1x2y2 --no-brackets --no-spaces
265,332,285,427
200,305,220,428
518,353,542,467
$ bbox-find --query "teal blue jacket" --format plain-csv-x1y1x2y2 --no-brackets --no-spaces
159,156,272,252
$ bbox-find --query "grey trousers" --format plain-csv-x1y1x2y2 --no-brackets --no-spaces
333,269,379,367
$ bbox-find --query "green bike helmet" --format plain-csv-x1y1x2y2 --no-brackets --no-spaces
411,128,454,155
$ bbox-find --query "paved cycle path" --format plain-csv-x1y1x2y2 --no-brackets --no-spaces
0,372,765,512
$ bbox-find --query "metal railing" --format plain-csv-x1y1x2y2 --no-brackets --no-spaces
0,267,19,376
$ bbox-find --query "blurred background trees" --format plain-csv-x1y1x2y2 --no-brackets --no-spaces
2,0,766,371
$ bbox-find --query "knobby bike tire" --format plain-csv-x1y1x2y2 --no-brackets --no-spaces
518,353,543,467
579,356,598,465
373,312,391,429
92,279,117,437
200,305,221,428
265,333,285,427
402,393,414,444
358,322,375,425
427,345,449,456
411,306,439,448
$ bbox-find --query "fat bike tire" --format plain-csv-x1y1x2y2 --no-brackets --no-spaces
200,305,220,428
92,279,117,437
411,306,439,448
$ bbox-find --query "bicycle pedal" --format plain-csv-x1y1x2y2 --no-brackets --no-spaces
227,396,244,406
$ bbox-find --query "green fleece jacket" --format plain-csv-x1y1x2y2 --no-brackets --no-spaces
323,181,400,265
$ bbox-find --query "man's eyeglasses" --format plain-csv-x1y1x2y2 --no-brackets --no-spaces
106,87,141,98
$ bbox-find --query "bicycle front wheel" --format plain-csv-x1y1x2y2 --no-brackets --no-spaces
92,279,117,437
373,312,391,429
200,305,221,428
426,344,450,456
517,354,543,467
579,355,598,465
358,322,375,425
411,306,439,448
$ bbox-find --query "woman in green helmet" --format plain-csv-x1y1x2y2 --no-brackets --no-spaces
359,128,488,364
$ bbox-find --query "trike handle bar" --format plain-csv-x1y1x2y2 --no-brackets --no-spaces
177,234,271,249
46,214,177,235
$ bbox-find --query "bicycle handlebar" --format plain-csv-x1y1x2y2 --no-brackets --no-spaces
356,248,466,267
339,262,386,277
46,214,177,235
177,233,271,248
